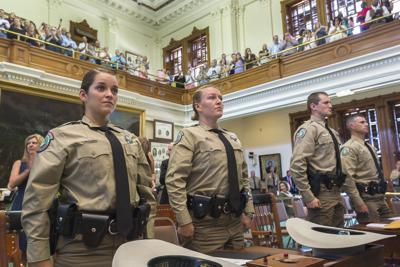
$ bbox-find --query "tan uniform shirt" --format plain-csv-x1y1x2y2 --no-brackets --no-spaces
22,116,156,263
166,124,254,226
290,115,341,203
341,136,380,207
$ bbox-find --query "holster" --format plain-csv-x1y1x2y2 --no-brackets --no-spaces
129,203,151,240
48,199,59,255
79,213,110,247
307,171,321,196
187,194,211,219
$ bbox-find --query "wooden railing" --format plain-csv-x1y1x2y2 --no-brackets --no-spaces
0,20,399,105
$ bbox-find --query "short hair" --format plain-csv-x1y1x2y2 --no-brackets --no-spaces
191,85,220,121
345,113,365,129
307,92,328,112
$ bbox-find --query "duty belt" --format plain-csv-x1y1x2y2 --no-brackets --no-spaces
356,181,387,196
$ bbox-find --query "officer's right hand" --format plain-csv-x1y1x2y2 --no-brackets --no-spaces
356,203,369,214
178,223,194,239
29,259,53,267
306,198,321,209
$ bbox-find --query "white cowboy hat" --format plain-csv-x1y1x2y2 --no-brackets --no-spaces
286,218,394,258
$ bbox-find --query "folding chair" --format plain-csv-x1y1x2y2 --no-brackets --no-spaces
154,217,179,245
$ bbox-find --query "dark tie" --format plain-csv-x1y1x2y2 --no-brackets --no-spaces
325,120,342,176
209,129,241,212
364,141,385,183
97,126,133,237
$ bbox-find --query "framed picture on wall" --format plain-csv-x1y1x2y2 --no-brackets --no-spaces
150,139,170,182
259,153,282,181
153,119,174,142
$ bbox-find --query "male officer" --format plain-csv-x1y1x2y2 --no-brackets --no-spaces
341,114,392,223
290,92,345,227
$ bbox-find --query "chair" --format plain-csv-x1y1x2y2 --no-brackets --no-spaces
275,200,295,248
341,194,358,227
250,193,283,248
153,217,179,245
0,210,23,267
156,204,176,225
292,198,307,219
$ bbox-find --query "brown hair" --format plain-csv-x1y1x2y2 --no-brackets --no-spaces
307,92,328,112
21,134,44,163
191,85,220,121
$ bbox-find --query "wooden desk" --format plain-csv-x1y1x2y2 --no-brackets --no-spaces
351,223,400,263
209,245,384,267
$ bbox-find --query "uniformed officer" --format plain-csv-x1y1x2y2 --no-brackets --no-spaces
22,69,156,267
290,92,345,227
166,85,254,253
341,114,392,223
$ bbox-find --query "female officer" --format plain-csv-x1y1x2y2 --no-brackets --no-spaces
22,69,155,267
166,85,254,253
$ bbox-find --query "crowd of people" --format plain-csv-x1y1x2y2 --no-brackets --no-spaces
163,0,397,89
0,9,151,77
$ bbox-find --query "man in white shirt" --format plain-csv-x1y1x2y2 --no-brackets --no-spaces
0,9,10,39
365,0,389,22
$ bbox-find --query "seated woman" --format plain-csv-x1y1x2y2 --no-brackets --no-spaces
277,181,294,217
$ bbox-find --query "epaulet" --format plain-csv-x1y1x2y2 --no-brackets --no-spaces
58,121,82,128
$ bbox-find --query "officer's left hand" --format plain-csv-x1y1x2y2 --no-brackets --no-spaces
241,213,253,229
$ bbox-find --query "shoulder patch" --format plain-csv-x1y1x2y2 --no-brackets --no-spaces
229,133,238,142
341,147,350,156
38,131,54,153
174,131,184,144
296,128,307,139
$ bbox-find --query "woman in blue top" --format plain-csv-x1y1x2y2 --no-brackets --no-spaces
7,133,43,261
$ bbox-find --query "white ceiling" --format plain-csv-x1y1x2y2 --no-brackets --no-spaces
96,0,214,27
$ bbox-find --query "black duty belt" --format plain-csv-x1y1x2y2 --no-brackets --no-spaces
356,181,387,196
187,194,237,219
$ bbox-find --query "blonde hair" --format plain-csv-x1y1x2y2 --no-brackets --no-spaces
191,85,220,121
21,134,44,163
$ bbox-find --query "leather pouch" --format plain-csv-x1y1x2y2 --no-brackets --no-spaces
209,196,224,218
80,213,109,247
191,194,211,219
57,203,77,237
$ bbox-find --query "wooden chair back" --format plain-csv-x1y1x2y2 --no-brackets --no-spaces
156,204,176,225
251,193,283,248
154,217,179,245
0,210,23,267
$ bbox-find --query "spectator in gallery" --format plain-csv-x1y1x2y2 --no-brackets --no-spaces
98,46,112,63
297,28,307,52
269,35,281,58
219,53,230,78
25,24,40,47
234,52,245,74
7,12,16,26
302,30,316,51
156,69,167,83
62,32,77,56
92,40,102,64
7,133,44,264
8,18,26,41
258,44,269,65
207,59,221,80
365,0,389,24
196,65,209,85
314,22,328,46
174,71,186,88
78,35,89,60
229,53,237,75
0,9,10,39
357,0,371,32
347,17,354,36
111,49,126,70
244,48,257,70
328,17,347,42
381,0,394,22
138,56,149,79
185,69,196,89
279,32,299,57
166,70,174,84
22,20,30,32
86,42,97,64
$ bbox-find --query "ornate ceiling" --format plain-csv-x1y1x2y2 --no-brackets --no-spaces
96,0,215,27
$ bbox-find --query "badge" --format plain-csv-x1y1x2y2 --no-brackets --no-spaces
230,134,238,142
296,128,307,139
341,147,350,156
38,131,54,153
125,134,133,144
174,131,184,144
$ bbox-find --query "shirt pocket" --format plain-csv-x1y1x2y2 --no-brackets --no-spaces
316,135,333,152
76,142,111,177
123,143,139,181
